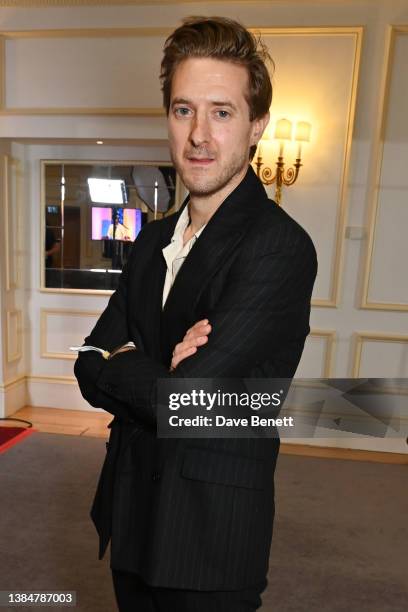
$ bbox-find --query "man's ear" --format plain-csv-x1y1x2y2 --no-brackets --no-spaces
250,112,270,147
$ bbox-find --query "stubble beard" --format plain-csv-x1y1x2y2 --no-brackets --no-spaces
171,147,249,199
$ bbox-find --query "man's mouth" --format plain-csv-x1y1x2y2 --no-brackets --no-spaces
186,156,215,165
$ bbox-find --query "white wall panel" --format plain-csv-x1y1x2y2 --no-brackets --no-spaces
6,309,22,363
260,30,360,305
1,1,407,453
355,335,408,378
5,34,166,110
40,309,101,359
296,331,335,378
363,29,408,309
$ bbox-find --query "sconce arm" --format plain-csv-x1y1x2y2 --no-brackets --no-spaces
282,158,302,187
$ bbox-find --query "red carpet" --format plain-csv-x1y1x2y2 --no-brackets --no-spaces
0,426,35,454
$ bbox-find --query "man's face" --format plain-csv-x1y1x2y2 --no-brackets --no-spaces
168,57,268,199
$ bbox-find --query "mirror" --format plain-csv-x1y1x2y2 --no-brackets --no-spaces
42,161,181,292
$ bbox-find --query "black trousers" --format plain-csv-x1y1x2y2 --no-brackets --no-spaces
112,569,267,612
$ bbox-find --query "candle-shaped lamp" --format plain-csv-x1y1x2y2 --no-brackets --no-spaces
294,121,312,159
274,118,293,157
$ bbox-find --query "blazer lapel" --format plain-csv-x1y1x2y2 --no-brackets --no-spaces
160,166,269,363
133,207,182,361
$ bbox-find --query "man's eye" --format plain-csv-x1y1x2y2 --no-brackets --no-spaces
174,107,191,117
216,110,230,119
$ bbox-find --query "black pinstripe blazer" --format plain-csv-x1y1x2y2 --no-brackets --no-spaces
74,165,317,590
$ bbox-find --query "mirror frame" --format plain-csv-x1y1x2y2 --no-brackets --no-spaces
40,159,184,295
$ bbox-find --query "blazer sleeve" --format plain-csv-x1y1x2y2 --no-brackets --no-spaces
73,222,157,422
75,221,317,427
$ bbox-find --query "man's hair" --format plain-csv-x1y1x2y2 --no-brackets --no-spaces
160,16,274,159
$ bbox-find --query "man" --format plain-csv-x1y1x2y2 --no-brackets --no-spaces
107,214,131,241
75,16,317,611
106,213,131,269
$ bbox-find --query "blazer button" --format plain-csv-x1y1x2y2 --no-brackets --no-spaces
152,472,161,482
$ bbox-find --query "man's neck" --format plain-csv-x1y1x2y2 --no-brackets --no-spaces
187,165,249,234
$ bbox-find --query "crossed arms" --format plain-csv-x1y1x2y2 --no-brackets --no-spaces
74,220,317,427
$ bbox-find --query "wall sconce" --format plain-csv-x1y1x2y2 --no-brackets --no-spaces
255,118,312,205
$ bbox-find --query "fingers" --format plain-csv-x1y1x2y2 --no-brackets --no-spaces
170,319,212,371
184,319,211,341
173,334,208,357
171,335,209,369
170,345,198,371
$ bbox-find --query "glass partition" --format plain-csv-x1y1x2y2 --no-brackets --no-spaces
42,161,181,292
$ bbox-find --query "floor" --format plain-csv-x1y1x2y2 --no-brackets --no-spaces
5,406,111,438
1,430,407,611
4,406,408,464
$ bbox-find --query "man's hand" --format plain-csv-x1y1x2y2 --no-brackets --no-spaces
170,319,212,371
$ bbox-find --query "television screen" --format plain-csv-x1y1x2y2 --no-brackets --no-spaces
91,207,142,241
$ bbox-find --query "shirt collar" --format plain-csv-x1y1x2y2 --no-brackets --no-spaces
162,203,207,272
171,203,206,245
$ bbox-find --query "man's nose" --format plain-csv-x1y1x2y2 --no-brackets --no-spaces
189,113,210,147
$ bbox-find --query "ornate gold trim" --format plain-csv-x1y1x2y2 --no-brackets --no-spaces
6,309,22,362
40,308,102,360
360,26,408,312
352,331,408,378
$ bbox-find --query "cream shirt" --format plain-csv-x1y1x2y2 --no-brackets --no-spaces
107,223,130,241
162,204,206,308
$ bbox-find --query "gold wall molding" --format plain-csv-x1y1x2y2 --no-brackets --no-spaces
2,154,22,290
0,1,327,6
360,25,408,312
352,331,408,378
40,308,102,359
309,329,336,377
0,374,26,391
1,27,363,310
0,27,171,116
0,35,4,109
259,27,362,308
0,0,366,5
26,374,77,384
6,309,23,362
2,154,11,290
0,28,172,38
311,27,362,307
0,25,362,141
